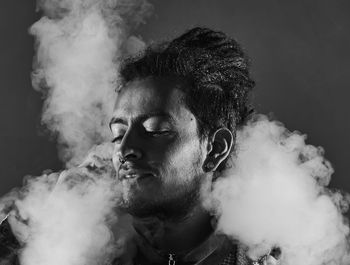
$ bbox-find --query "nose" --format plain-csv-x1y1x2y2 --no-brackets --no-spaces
115,130,142,163
118,147,142,162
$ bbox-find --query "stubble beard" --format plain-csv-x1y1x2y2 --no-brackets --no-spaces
118,171,206,220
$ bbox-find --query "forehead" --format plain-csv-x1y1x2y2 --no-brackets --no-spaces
112,77,194,123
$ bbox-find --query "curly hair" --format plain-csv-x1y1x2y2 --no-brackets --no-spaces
120,27,255,143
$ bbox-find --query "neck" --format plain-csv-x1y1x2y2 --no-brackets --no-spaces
132,204,213,259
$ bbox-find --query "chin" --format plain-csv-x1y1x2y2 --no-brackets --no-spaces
118,190,202,220
117,197,160,218
116,173,204,218
116,185,153,216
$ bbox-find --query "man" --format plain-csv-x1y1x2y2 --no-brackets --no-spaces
109,27,276,265
0,27,279,265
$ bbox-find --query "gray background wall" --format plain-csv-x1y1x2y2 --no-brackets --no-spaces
0,0,349,215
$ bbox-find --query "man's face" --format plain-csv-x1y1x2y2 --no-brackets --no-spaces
110,78,209,218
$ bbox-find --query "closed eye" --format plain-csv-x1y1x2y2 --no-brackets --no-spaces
111,135,124,143
145,131,172,137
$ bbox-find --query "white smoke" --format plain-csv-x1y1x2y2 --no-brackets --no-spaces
0,1,349,264
10,160,118,265
0,0,150,265
31,0,151,167
2,143,136,265
205,115,350,265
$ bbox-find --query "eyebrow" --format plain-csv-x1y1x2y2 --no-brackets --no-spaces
109,112,175,130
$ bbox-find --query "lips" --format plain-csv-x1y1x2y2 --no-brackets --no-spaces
118,161,157,181
118,167,155,181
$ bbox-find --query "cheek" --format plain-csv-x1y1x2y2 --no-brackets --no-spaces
158,137,204,181
173,139,201,164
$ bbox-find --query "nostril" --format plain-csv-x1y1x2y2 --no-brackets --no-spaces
119,156,126,164
121,148,142,161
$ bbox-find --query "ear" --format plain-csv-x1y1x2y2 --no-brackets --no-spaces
203,128,234,172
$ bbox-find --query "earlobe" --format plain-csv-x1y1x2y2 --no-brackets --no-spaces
203,128,233,172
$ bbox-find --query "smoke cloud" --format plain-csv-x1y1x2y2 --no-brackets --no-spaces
10,157,118,265
2,143,136,265
205,115,350,265
1,0,150,265
0,1,349,265
31,0,151,167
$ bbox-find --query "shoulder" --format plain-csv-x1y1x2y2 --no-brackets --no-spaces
234,244,281,265
215,237,281,265
0,216,20,265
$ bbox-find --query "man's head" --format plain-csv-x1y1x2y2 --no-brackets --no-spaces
110,27,254,219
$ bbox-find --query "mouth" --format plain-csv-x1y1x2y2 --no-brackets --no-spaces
118,170,155,181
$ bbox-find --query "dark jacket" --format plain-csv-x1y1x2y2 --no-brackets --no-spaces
0,217,20,265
